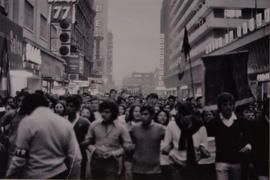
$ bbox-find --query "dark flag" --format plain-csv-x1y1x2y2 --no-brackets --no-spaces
178,27,191,80
0,38,11,97
181,27,191,59
202,51,254,110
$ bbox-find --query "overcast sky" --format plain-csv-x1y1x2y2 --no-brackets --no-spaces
108,0,162,86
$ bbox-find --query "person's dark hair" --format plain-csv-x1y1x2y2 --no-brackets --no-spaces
117,96,126,105
186,97,194,103
262,97,269,116
235,104,250,117
66,95,82,111
201,110,214,123
217,92,235,110
163,103,171,109
128,95,134,99
54,101,66,116
81,105,95,123
4,96,13,104
110,89,117,94
99,100,119,120
196,96,202,102
168,95,176,101
89,96,99,102
141,105,155,116
35,90,44,96
175,102,194,116
119,104,126,112
19,94,49,115
15,92,29,107
134,96,142,103
154,110,170,126
146,93,158,100
126,105,141,122
59,95,66,101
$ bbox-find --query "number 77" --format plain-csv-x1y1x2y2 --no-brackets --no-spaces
62,7,71,20
53,6,71,20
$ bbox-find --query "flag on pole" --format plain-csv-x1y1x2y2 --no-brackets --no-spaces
181,27,191,60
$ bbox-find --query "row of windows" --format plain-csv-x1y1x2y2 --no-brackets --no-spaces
24,0,48,40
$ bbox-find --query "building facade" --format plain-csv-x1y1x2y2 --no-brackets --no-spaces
91,0,108,93
105,31,115,91
64,0,95,81
2,0,68,95
162,0,270,100
123,72,156,96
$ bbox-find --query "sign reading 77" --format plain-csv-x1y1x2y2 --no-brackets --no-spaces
52,6,71,20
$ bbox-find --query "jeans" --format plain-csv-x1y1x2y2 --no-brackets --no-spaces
216,162,241,180
133,173,163,180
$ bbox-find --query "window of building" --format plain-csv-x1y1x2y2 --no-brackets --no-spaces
95,19,102,27
213,8,225,18
51,25,58,51
96,4,103,12
225,9,242,18
24,0,34,30
40,15,47,39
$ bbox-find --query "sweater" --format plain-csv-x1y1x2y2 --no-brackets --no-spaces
130,122,165,174
209,115,250,164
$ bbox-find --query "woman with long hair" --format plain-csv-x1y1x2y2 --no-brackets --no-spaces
54,101,66,117
126,105,142,130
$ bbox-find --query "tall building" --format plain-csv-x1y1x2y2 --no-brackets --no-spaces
162,0,270,100
0,0,95,95
49,0,95,83
105,31,114,90
91,0,108,93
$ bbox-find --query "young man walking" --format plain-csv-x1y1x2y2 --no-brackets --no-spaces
82,100,133,180
130,106,165,180
66,95,90,179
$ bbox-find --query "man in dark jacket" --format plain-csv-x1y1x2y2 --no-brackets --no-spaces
208,92,252,180
66,95,90,179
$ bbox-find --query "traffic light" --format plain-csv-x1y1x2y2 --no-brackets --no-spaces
59,19,72,56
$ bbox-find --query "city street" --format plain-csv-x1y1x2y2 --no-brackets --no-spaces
0,0,269,179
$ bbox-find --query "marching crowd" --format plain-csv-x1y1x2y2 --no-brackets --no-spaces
0,89,268,180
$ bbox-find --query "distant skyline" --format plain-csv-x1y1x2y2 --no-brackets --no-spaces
108,0,162,86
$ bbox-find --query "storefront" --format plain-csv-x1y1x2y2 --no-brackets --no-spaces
40,47,68,93
204,11,270,102
0,12,24,96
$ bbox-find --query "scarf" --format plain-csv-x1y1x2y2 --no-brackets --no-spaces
175,115,203,165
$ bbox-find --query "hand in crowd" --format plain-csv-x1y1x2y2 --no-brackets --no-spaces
239,144,252,154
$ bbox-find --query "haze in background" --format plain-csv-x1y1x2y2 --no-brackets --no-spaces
108,0,162,86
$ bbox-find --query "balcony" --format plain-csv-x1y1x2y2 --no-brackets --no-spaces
170,0,193,29
207,0,270,9
171,0,201,36
189,13,247,45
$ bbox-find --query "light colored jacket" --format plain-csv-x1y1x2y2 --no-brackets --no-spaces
5,107,82,179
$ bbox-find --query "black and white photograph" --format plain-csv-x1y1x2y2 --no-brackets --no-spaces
0,0,269,179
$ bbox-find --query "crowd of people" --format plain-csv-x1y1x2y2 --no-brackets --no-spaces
0,88,268,180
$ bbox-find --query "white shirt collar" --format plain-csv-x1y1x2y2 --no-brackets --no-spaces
219,112,237,127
